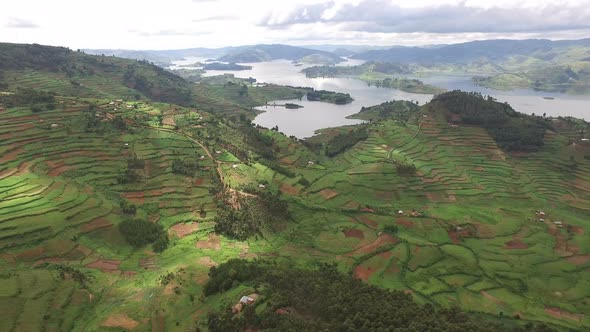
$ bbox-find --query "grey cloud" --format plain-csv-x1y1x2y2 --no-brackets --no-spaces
5,17,39,28
259,0,590,34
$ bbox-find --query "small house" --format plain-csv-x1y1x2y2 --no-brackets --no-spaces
307,160,315,165
398,210,404,215
232,164,239,169
50,123,59,129
240,296,255,305
199,156,206,160
258,184,266,188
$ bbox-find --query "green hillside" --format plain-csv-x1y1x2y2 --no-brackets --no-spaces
1,43,590,331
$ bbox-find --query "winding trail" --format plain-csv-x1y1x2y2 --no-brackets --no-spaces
387,122,422,160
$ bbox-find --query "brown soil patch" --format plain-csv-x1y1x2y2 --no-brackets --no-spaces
396,219,413,229
481,291,504,305
16,246,45,261
280,183,300,195
198,256,218,268
347,234,397,256
448,229,472,244
474,166,485,172
151,313,166,332
358,216,377,228
170,222,199,238
505,239,528,249
544,307,583,322
571,226,585,235
566,254,590,265
353,265,375,281
86,259,121,272
80,217,113,233
102,314,140,330
319,189,338,200
195,233,221,250
0,147,24,163
194,178,204,186
162,115,176,126
343,229,364,239
194,273,209,285
122,191,145,204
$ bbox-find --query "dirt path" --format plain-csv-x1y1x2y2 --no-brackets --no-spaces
387,122,422,160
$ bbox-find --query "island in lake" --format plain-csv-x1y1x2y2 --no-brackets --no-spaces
306,89,354,104
203,62,253,71
302,62,444,94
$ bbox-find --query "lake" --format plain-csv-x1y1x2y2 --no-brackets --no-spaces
173,58,590,138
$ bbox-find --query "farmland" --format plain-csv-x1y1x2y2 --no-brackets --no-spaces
1,43,590,331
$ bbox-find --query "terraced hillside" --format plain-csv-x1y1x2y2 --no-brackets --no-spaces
1,45,590,331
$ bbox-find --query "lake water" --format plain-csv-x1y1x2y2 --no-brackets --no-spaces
172,58,590,138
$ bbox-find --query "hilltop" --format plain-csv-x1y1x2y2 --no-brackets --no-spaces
1,43,590,331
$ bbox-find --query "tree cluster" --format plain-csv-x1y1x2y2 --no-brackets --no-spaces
119,218,168,252
214,191,289,240
325,126,369,157
432,91,550,151
205,260,551,332
172,159,199,177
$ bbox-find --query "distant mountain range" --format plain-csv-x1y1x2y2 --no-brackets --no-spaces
350,38,590,65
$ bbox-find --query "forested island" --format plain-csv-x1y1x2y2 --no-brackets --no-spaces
302,62,443,94
203,62,253,71
306,89,354,104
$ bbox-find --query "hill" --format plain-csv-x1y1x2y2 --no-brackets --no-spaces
217,44,342,64
0,43,194,105
1,44,590,331
352,38,590,66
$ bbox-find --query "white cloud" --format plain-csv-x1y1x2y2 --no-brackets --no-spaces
0,0,588,49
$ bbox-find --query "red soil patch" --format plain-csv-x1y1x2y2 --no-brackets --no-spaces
505,239,528,249
358,216,377,228
566,254,590,265
571,226,585,235
170,222,199,238
396,219,413,229
448,229,472,244
544,307,583,322
195,233,221,250
194,178,204,186
80,217,113,233
343,229,364,239
86,259,121,272
16,246,45,261
47,164,73,177
353,265,376,281
481,291,504,305
280,183,300,195
347,234,397,256
121,191,144,205
319,189,338,200
0,147,24,163
102,314,140,330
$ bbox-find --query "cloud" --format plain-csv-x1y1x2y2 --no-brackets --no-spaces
132,29,213,37
5,17,39,28
193,15,238,22
259,0,590,34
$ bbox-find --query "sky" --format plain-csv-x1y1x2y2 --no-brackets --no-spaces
2,0,590,50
